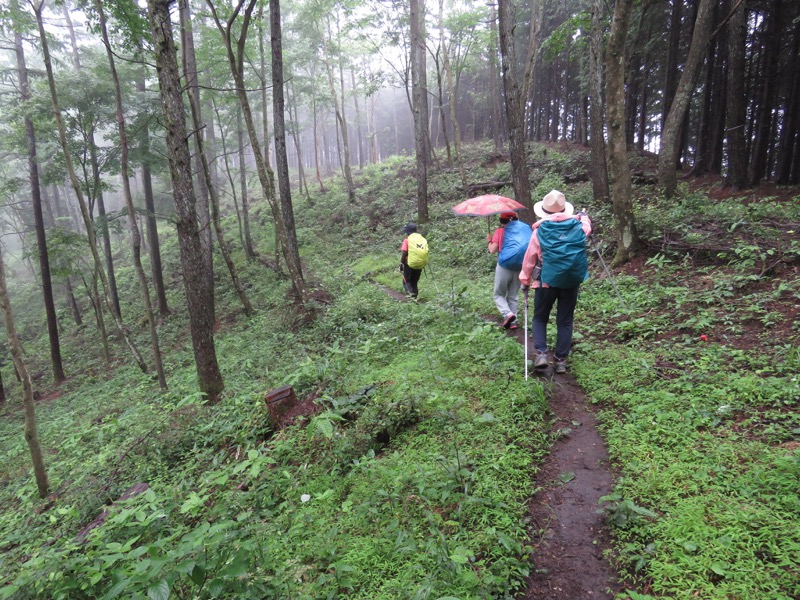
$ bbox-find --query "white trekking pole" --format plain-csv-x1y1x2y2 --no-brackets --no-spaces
524,287,529,380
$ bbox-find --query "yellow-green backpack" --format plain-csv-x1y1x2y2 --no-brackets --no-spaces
407,233,429,269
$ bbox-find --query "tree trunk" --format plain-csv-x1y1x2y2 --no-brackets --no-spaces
724,0,749,190
776,18,800,184
747,0,781,185
14,21,66,385
443,4,466,187
288,79,311,201
65,278,82,326
34,0,148,374
0,244,48,498
207,0,306,302
605,0,639,263
588,0,610,205
497,0,532,212
89,137,122,317
237,110,256,257
137,70,170,316
658,0,715,197
270,0,306,301
410,0,429,222
662,0,683,131
186,75,254,318
148,0,224,400
96,0,167,390
180,0,215,321
350,70,365,170
488,2,504,152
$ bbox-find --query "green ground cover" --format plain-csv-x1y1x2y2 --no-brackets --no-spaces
1,143,798,599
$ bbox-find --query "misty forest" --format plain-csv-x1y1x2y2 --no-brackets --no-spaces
1,0,799,598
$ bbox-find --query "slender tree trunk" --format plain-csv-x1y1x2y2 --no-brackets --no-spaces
89,139,121,317
588,0,610,204
320,21,355,201
288,79,311,201
270,0,306,303
186,75,254,317
237,110,256,257
138,71,170,316
180,0,214,321
410,0,429,222
312,96,325,190
497,0,532,211
213,101,245,250
747,0,781,185
443,7,466,187
488,3,504,152
96,0,167,389
65,278,82,326
148,0,224,400
605,0,639,263
14,21,65,384
725,0,749,190
0,244,48,498
33,0,147,373
776,19,800,184
350,70,365,170
207,0,305,302
258,3,271,168
435,0,452,168
662,0,683,131
658,0,715,197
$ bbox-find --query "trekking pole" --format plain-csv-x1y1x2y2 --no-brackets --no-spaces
425,263,440,294
588,235,628,310
524,287,529,380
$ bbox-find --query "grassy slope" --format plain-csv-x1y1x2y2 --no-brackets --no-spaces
0,146,550,599
0,143,798,599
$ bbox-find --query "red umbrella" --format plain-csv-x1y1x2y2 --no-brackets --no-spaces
450,194,526,217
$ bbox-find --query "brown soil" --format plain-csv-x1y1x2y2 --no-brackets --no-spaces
521,367,619,599
476,320,618,598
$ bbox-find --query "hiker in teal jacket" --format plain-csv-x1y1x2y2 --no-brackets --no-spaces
519,190,591,374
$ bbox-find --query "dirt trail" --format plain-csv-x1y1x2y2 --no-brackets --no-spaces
385,286,619,596
520,363,619,599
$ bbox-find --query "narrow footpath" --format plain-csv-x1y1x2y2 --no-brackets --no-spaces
383,284,620,597
513,327,620,599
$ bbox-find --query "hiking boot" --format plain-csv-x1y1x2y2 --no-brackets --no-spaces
533,351,549,370
554,357,567,374
502,313,516,329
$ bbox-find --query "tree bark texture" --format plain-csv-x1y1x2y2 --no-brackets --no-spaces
724,1,749,190
658,0,715,198
34,1,148,374
605,0,639,263
410,0,429,222
138,70,170,316
0,244,49,498
497,0,532,211
180,0,215,321
149,0,224,400
588,0,609,205
14,22,66,385
96,0,167,390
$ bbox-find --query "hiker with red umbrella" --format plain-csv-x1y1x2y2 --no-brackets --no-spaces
487,211,532,330
451,195,531,330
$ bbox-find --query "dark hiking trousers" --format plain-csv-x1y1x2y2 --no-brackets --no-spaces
532,286,580,359
402,264,422,297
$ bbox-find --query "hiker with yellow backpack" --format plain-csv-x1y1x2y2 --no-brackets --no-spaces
399,223,429,299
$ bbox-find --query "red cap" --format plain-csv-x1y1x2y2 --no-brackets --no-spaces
500,211,516,219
